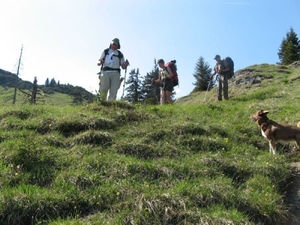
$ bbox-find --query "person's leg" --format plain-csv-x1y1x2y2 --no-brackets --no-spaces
107,71,121,101
165,91,173,104
164,80,174,104
223,74,229,100
99,72,110,101
218,75,223,100
100,91,108,101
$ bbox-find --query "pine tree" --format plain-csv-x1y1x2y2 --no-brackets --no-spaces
192,56,212,92
45,78,49,87
49,78,57,87
278,27,300,65
141,59,160,104
123,69,144,103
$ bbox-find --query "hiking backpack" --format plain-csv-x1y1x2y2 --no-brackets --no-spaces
165,60,179,86
102,48,123,61
222,57,234,79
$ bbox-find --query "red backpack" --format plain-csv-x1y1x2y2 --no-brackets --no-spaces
165,60,179,86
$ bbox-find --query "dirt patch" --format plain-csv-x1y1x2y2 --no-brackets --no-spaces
286,162,300,224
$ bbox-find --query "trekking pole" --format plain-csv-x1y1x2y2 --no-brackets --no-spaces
203,79,211,102
97,60,104,102
162,79,166,105
121,59,129,99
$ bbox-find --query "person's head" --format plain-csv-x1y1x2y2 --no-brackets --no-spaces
214,54,221,62
157,59,165,68
110,38,121,50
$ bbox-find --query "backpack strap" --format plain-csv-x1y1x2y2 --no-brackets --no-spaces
163,66,174,80
221,59,225,68
101,49,123,71
102,48,109,60
116,50,123,59
102,49,123,60
100,49,109,71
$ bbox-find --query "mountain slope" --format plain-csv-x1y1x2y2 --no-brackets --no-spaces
0,62,300,224
177,61,300,105
0,68,94,105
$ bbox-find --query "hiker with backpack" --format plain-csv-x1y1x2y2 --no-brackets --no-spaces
210,54,231,101
97,38,129,101
153,59,174,105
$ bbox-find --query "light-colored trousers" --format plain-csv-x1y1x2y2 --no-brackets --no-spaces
217,74,228,100
99,70,120,101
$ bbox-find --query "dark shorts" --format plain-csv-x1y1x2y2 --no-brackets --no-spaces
161,79,174,92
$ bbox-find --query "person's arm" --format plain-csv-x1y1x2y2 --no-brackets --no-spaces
120,55,129,69
121,60,129,69
210,65,218,79
97,51,105,66
210,70,217,79
153,71,162,83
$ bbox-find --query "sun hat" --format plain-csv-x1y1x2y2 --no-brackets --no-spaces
110,38,121,49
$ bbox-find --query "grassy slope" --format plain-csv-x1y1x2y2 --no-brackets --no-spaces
0,63,300,224
0,86,89,106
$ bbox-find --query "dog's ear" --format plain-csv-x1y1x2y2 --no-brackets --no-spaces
262,110,269,115
258,110,265,115
257,110,269,117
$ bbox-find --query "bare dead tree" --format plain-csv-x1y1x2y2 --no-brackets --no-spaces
13,45,23,105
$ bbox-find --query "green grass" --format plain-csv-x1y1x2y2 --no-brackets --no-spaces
0,86,92,106
0,63,300,224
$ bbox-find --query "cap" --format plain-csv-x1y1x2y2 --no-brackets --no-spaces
110,38,121,49
214,54,221,60
111,38,120,45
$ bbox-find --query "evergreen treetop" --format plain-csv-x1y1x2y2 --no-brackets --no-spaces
278,27,300,65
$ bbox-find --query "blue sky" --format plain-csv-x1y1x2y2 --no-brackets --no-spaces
0,0,299,99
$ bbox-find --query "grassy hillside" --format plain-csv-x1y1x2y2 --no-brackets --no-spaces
0,62,300,224
0,68,94,106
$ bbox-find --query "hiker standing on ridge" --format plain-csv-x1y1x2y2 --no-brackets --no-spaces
153,59,174,105
210,54,230,101
97,38,129,101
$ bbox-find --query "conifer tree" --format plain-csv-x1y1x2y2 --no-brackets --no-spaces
278,27,300,65
123,69,144,103
141,59,160,104
49,78,57,87
45,78,49,87
192,56,213,92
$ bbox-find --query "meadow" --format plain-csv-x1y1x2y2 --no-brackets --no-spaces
0,62,300,224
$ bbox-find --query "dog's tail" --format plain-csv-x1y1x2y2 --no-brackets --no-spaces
297,121,300,128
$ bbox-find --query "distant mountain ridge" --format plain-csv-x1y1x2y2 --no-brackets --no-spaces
0,68,94,103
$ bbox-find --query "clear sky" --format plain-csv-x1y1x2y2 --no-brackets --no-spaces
0,0,299,99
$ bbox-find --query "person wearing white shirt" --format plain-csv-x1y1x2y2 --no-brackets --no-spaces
97,38,129,101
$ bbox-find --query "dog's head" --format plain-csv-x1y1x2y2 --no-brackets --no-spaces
251,110,269,122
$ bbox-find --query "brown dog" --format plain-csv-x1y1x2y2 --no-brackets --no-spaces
251,110,300,154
